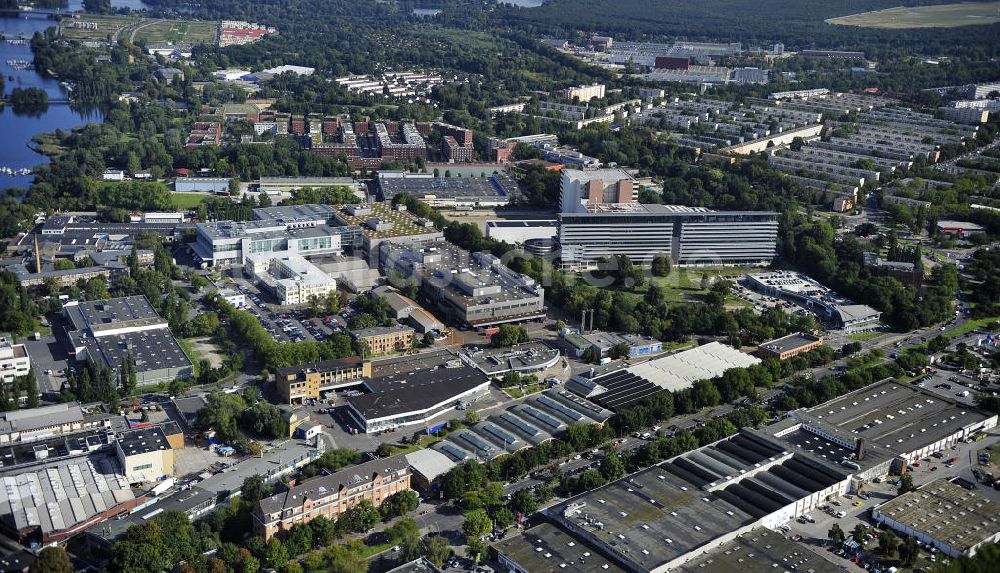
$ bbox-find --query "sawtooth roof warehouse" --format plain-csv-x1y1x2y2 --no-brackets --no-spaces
495,378,997,573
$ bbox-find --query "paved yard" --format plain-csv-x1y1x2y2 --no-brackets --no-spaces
188,337,225,368
21,335,71,395
174,440,231,478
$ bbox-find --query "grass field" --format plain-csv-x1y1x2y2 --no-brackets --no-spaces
60,15,218,45
848,331,884,342
947,316,1000,338
827,2,1000,29
132,20,218,45
171,192,210,209
630,266,762,304
177,338,201,379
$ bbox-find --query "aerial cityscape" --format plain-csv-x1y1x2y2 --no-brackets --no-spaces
0,0,999,572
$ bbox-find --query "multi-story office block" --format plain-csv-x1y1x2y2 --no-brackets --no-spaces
559,204,778,269
274,357,371,405
193,204,361,266
378,239,545,327
246,254,339,305
559,169,636,213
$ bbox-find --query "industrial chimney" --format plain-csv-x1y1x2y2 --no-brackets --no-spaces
855,437,865,461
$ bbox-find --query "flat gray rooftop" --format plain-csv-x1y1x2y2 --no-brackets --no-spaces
493,523,627,573
547,430,847,571
0,430,111,470
676,527,843,573
874,478,999,554
118,426,170,456
802,379,991,456
759,332,822,355
461,342,559,375
0,403,86,435
376,174,521,202
66,296,162,333
252,203,335,222
548,463,757,570
80,328,192,376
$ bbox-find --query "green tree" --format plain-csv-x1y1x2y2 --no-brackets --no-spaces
599,450,626,481
422,331,436,346
499,370,521,388
85,276,109,300
462,508,492,540
898,472,916,494
240,474,271,503
577,469,607,491
827,523,845,546
852,523,869,543
23,369,39,409
380,490,419,520
386,517,420,546
168,377,186,397
340,499,380,533
492,324,529,347
840,342,862,357
29,547,73,573
509,489,538,515
263,538,288,569
651,253,672,277
608,342,631,360
422,535,452,567
928,335,950,354
899,536,919,566
466,538,486,564
878,529,899,556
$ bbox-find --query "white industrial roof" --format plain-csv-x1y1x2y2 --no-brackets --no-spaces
0,454,133,535
626,341,760,392
405,448,456,481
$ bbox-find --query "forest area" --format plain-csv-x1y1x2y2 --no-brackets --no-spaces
508,0,1000,59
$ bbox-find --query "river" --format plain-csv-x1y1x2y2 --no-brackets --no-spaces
0,0,149,193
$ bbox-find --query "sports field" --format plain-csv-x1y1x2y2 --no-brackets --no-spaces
171,192,210,210
827,2,1000,29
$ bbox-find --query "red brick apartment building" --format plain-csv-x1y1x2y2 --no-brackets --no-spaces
185,122,222,151
252,454,411,540
756,332,824,361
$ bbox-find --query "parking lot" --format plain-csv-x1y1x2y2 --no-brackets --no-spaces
22,335,70,395
228,277,348,343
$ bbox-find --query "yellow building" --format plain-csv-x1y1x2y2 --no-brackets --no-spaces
274,357,372,405
114,426,175,484
351,325,414,355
